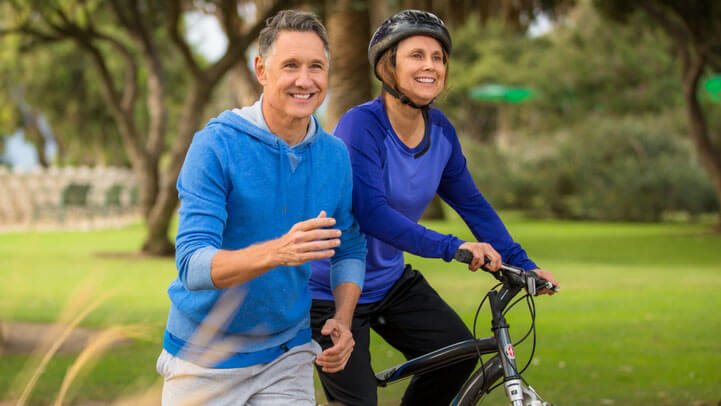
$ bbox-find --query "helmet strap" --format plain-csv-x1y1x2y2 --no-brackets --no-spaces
381,82,434,110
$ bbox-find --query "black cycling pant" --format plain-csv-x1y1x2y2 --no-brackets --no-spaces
310,265,477,406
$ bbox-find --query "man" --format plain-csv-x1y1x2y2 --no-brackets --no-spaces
156,10,366,406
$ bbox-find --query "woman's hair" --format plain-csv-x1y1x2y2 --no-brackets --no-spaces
376,40,450,96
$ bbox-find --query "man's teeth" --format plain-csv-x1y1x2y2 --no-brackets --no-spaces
416,78,435,83
292,94,311,99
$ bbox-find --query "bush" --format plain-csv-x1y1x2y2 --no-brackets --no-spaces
460,112,718,221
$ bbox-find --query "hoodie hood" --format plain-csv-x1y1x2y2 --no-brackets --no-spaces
209,95,319,150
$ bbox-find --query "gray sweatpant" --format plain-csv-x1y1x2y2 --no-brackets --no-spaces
156,341,321,406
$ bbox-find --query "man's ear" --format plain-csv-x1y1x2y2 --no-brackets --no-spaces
254,55,267,86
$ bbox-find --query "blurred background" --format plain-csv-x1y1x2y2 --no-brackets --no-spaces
1,0,720,405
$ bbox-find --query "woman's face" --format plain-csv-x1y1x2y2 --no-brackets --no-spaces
393,35,446,105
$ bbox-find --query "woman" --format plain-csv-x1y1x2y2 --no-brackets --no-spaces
310,10,558,406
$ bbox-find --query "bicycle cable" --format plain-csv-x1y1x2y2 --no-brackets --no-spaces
487,292,539,393
471,282,500,397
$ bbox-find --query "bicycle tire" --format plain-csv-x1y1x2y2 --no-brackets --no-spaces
453,355,504,406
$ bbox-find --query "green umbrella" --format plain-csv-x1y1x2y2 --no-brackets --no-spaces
703,75,721,102
469,84,535,104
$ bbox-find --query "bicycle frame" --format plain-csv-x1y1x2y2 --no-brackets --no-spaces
375,337,497,387
375,270,551,405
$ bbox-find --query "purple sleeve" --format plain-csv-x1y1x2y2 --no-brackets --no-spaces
436,121,538,271
336,111,463,262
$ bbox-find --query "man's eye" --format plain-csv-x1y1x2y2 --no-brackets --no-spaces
284,63,297,69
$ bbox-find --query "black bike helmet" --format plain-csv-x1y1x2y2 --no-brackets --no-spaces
368,10,452,109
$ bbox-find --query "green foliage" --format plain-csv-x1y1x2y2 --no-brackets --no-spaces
463,111,718,221
531,113,717,220
437,2,719,221
438,2,683,135
0,1,191,166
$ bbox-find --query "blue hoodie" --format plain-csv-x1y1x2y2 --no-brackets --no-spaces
164,102,366,368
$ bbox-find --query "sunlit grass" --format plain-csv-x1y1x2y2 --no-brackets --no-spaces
1,213,720,405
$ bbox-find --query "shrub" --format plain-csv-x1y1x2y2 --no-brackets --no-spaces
460,112,718,221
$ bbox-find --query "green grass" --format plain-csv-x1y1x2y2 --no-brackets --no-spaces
1,214,720,405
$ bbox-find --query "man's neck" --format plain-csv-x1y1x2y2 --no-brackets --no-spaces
262,100,310,146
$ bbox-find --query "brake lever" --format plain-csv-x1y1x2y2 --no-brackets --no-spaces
526,273,537,296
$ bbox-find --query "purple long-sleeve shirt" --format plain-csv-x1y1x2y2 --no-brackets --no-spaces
310,97,536,304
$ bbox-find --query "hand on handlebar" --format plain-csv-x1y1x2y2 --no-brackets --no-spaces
457,242,502,272
530,269,559,296
454,248,560,295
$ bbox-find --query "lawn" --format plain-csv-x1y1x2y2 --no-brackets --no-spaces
1,212,720,405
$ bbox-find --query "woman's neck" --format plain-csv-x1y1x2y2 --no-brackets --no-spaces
383,93,425,148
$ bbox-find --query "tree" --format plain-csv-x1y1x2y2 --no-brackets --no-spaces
0,38,132,167
594,0,721,230
1,0,298,255
325,0,372,129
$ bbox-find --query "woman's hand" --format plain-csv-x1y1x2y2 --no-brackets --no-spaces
533,269,559,295
458,242,502,272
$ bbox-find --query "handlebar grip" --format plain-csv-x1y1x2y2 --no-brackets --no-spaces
452,249,473,264
453,249,492,271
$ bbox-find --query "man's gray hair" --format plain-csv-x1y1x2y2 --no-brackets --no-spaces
258,10,330,59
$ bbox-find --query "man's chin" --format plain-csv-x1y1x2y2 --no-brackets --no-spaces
286,104,321,119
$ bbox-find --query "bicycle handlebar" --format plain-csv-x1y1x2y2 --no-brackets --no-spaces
453,249,559,295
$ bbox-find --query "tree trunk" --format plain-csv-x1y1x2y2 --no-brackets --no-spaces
326,0,372,130
681,54,721,231
230,55,262,108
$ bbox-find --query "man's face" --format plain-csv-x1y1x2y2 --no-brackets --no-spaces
255,30,329,123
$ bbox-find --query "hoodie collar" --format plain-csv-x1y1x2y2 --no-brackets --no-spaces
228,95,318,148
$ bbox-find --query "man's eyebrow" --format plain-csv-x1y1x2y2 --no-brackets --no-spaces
309,58,327,66
277,57,327,66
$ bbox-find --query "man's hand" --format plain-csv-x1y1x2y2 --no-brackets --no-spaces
274,211,341,266
315,318,354,373
533,269,559,295
458,241,502,272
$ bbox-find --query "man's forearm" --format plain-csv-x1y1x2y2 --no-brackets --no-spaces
210,240,279,289
332,282,361,327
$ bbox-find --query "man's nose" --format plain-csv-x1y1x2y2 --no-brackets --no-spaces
295,67,313,88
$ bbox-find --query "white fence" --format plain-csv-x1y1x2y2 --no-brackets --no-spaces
0,166,139,230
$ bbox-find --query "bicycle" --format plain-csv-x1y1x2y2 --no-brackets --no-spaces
374,249,559,406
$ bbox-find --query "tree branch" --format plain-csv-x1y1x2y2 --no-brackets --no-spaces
108,0,168,159
206,0,294,86
91,29,139,113
638,1,690,47
168,0,201,78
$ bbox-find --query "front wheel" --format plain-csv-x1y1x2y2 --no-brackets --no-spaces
453,355,504,405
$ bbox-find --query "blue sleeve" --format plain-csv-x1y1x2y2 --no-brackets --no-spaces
174,131,228,290
436,121,538,271
337,111,463,262
329,143,367,290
